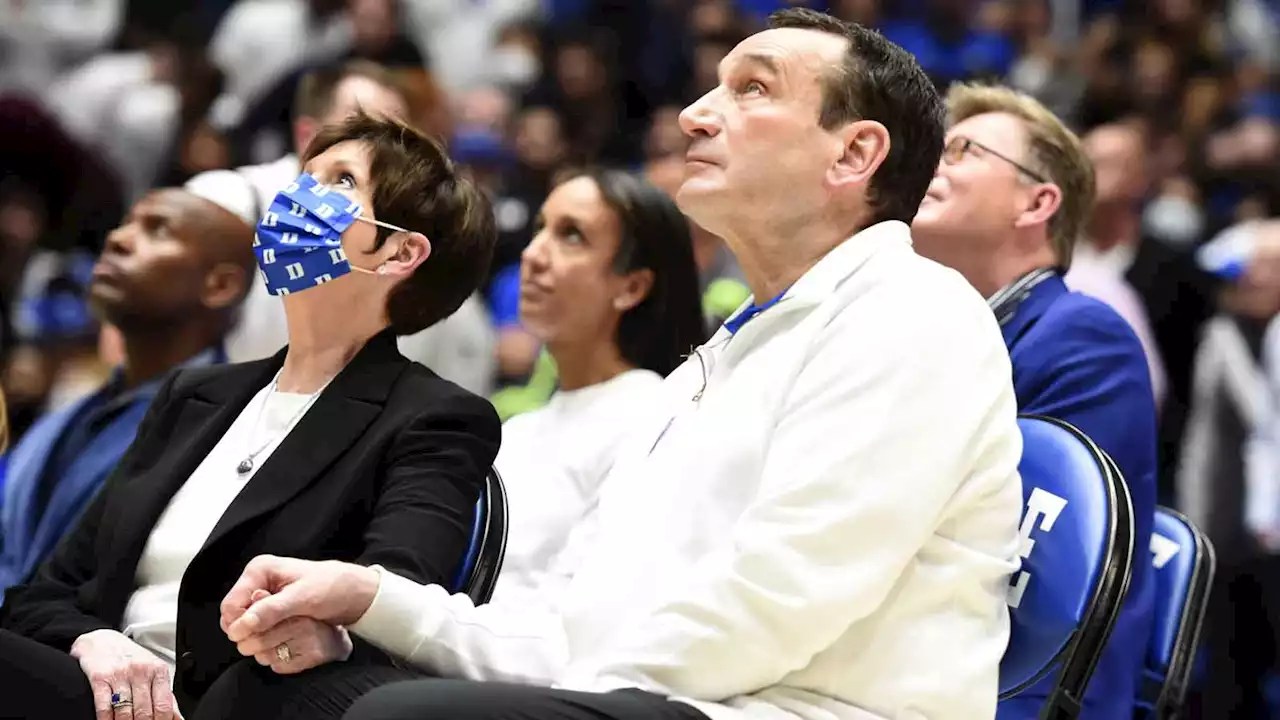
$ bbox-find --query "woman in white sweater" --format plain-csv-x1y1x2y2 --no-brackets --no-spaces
491,169,706,606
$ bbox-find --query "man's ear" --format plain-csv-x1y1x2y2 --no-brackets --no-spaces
1013,183,1062,230
828,119,891,191
202,262,250,311
379,232,432,277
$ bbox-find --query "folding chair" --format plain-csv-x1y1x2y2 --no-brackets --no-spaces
999,415,1136,720
451,467,510,604
1136,506,1215,719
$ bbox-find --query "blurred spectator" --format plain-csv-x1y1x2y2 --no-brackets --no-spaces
531,28,637,165
400,0,541,94
207,0,351,131
0,185,254,598
0,0,123,98
0,180,47,362
1227,0,1280,72
348,0,425,67
1180,220,1280,718
490,21,544,93
0,386,7,508
2,251,103,442
487,105,571,384
46,26,224,204
228,0,431,165
1078,121,1215,502
879,0,1019,86
0,97,126,256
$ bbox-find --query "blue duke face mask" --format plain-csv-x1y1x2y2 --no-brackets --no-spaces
254,172,412,296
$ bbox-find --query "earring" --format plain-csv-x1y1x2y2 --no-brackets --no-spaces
377,264,388,275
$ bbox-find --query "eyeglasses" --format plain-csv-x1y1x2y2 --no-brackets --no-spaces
943,136,1047,184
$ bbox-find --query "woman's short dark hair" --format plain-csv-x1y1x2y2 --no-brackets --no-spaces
304,112,497,335
565,169,707,376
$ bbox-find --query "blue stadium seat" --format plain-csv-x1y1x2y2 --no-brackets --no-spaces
451,467,509,605
999,415,1136,719
1137,507,1215,719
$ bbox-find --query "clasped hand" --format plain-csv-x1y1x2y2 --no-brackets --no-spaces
219,555,381,674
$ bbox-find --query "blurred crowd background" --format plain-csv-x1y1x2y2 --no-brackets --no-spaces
1,0,1279,716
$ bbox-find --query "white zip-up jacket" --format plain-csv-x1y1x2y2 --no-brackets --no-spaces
350,220,1025,719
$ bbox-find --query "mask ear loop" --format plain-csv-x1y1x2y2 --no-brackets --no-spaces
348,216,415,276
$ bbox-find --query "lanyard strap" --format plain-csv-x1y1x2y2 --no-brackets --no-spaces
987,268,1057,327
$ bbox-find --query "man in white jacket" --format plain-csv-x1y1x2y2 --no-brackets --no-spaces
219,9,1025,720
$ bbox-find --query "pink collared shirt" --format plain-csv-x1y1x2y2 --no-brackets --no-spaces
1065,249,1169,410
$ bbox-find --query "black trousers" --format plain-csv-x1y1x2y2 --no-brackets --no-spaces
343,679,713,720
0,628,418,720
190,654,422,720
0,628,96,718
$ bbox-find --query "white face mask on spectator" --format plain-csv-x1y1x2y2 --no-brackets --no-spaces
492,47,540,88
1143,195,1205,248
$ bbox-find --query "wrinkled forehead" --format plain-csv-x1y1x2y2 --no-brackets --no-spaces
721,27,848,86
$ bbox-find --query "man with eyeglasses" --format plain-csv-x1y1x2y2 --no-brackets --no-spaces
912,83,1158,720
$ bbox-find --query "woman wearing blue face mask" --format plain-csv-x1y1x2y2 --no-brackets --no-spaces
0,112,502,720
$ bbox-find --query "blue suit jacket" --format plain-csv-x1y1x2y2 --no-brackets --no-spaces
996,275,1158,720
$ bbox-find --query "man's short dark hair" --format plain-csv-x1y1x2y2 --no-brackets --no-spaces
294,60,404,121
768,9,945,226
303,113,497,335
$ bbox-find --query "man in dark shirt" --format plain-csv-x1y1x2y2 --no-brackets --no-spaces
0,187,254,595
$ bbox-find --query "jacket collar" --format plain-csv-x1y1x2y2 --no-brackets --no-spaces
997,271,1069,349
95,345,225,419
987,267,1058,327
710,220,914,343
186,327,403,406
109,327,410,570
786,220,914,306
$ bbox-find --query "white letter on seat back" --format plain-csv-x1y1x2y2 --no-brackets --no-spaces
1007,488,1069,609
1151,533,1179,569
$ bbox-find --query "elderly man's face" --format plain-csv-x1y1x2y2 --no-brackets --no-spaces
675,27,850,236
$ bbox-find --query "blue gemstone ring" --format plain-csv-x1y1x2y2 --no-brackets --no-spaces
110,692,132,709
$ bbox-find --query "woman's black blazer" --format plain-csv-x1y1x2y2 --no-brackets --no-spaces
0,328,501,711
